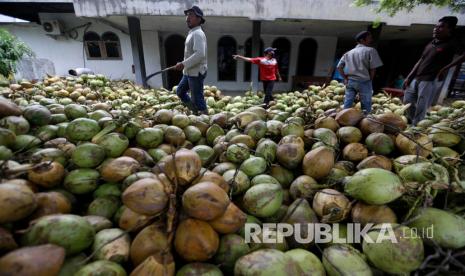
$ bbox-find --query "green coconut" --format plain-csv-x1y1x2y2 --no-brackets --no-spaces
223,169,250,195
0,145,13,160
226,143,250,163
136,127,164,148
393,155,429,173
362,224,424,274
432,146,460,164
92,228,130,263
192,145,216,166
184,125,202,143
58,254,87,276
282,198,319,248
344,168,404,205
244,120,267,141
64,169,100,194
323,245,372,276
64,104,88,119
123,121,142,140
172,113,191,128
243,183,283,218
23,104,52,126
399,162,449,186
240,156,267,177
97,133,129,158
66,118,101,142
11,134,41,151
0,127,16,147
313,128,338,147
269,164,294,188
51,113,68,124
31,148,67,166
281,122,304,137
289,175,321,200
93,183,121,198
88,110,111,121
336,126,362,144
83,216,113,232
177,263,223,276
266,120,284,136
285,249,325,276
71,142,106,168
206,124,225,145
121,172,157,191
234,249,303,276
365,132,394,155
409,207,465,249
255,139,277,163
214,234,250,274
75,260,126,276
0,116,30,135
22,214,95,256
87,196,120,219
251,174,281,186
429,126,461,147
164,125,186,146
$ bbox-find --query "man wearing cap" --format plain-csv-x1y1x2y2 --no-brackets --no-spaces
337,31,383,115
233,48,282,108
174,6,208,115
403,16,463,125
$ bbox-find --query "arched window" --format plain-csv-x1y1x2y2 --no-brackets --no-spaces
297,38,318,76
244,37,264,81
217,36,237,81
84,31,122,60
272,37,291,82
84,32,102,59
102,32,122,59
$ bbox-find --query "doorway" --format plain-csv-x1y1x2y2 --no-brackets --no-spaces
164,34,185,89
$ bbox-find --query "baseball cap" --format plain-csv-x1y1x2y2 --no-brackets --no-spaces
184,6,206,24
264,47,277,53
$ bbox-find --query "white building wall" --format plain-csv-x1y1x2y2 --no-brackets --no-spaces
2,13,164,87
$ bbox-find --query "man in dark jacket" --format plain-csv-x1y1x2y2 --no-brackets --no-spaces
403,16,463,125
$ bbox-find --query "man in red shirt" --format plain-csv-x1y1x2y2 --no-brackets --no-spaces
233,47,282,107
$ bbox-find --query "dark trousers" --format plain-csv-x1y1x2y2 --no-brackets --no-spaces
262,80,275,105
176,72,207,113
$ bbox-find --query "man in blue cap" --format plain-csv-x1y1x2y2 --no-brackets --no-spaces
233,47,282,108
337,31,383,115
174,6,208,115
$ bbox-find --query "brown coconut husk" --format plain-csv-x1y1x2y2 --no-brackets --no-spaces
174,218,219,262
182,181,230,221
335,108,363,126
208,202,247,234
302,146,335,180
342,143,368,162
0,244,65,276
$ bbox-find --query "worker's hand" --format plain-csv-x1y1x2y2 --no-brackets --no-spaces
343,77,348,85
175,62,184,71
437,68,447,80
278,76,282,82
232,55,239,60
403,78,411,90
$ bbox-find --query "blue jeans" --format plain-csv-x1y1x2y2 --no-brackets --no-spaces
344,79,373,114
176,72,207,112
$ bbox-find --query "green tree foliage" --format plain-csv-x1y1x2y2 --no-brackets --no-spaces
353,0,464,16
0,28,34,77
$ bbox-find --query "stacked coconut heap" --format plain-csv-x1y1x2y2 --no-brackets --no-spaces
1,75,465,275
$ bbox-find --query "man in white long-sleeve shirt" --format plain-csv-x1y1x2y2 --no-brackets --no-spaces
174,6,208,115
